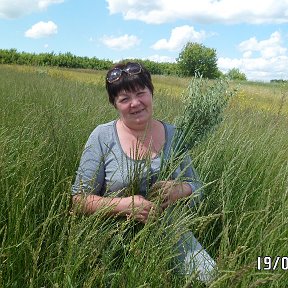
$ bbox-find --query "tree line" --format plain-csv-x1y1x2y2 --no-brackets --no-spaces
0,43,248,80
0,49,179,76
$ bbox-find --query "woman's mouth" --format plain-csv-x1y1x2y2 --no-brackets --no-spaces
131,109,144,115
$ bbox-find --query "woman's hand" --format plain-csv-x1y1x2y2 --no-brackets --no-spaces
151,181,192,209
117,195,159,223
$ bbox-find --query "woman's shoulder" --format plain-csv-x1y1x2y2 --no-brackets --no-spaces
160,121,176,138
162,121,175,130
93,120,115,132
86,120,116,146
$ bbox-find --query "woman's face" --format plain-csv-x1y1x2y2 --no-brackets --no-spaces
114,86,153,127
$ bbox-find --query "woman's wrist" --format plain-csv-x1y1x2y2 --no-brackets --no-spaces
181,183,192,198
110,197,130,215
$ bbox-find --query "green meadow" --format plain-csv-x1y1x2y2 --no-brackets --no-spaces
0,64,287,287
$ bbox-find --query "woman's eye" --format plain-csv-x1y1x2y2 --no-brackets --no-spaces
120,98,128,102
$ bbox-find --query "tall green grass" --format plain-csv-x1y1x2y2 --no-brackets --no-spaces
0,65,288,287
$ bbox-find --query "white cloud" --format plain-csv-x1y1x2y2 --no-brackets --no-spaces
100,34,141,50
25,21,58,39
106,0,288,24
151,25,206,51
0,0,64,19
238,32,287,59
218,32,288,81
243,51,252,58
146,54,176,63
219,56,288,81
38,0,63,9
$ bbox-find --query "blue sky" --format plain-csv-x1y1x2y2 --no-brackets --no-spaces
0,0,288,81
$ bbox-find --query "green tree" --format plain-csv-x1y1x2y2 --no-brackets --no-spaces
226,68,247,81
177,42,220,79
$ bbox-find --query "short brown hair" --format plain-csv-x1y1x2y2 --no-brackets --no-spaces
105,62,154,105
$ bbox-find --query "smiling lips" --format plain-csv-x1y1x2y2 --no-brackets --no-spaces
131,108,145,115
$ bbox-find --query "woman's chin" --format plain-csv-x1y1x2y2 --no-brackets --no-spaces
128,115,152,127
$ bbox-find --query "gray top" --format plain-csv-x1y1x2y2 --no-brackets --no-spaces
72,120,202,199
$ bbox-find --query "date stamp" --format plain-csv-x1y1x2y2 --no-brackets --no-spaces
257,256,288,271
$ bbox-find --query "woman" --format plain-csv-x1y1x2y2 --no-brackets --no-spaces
72,62,216,283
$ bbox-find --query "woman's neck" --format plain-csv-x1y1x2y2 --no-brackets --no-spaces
119,118,154,139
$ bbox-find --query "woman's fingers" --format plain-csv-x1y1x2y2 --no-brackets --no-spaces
161,200,170,209
127,196,159,223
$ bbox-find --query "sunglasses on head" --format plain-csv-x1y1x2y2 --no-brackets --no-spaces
106,63,142,83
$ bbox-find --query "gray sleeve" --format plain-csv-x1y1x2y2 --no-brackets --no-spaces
179,155,204,206
71,126,106,196
165,122,203,206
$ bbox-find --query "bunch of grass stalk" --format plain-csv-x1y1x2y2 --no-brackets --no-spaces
149,75,234,202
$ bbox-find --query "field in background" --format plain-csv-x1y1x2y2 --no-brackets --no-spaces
0,65,288,287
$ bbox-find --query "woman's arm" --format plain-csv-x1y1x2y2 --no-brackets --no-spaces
151,181,192,209
72,126,106,196
72,126,157,223
72,194,156,223
151,154,203,209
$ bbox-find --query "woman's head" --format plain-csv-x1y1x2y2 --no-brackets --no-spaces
105,62,154,105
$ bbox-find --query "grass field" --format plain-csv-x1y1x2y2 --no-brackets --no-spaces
0,64,287,287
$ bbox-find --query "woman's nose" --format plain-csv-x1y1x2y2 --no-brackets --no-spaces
130,97,140,107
